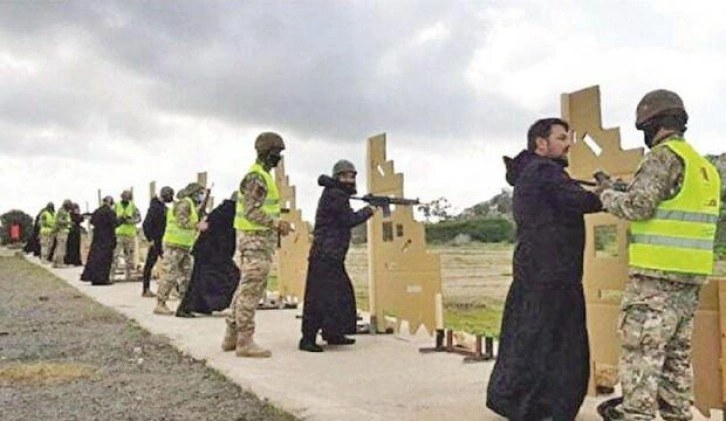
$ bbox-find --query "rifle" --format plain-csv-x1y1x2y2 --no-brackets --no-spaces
352,194,420,218
575,171,628,192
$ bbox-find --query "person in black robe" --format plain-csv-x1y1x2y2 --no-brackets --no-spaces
23,207,44,256
486,118,602,421
81,196,118,286
141,186,174,297
299,160,376,353
176,198,240,317
64,203,84,266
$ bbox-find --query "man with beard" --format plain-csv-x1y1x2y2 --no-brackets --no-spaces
64,203,84,266
111,190,141,282
38,202,55,263
596,90,722,421
299,160,376,352
81,196,119,285
221,132,291,358
51,200,73,269
153,183,208,315
141,186,174,298
176,194,239,318
486,118,603,420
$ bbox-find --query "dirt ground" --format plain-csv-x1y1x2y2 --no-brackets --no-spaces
0,256,297,421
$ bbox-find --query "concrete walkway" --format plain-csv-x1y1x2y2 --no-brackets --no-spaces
17,252,719,421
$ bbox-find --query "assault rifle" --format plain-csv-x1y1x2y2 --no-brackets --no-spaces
351,194,420,217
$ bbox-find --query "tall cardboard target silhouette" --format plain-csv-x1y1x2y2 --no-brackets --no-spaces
274,158,311,301
563,86,725,416
366,133,442,334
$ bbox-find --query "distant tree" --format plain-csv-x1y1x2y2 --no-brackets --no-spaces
0,209,34,245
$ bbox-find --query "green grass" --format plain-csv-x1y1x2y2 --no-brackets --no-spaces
443,302,503,338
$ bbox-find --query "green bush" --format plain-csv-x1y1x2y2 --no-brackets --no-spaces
0,209,34,245
425,217,515,244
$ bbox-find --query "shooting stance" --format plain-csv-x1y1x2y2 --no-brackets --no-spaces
596,90,722,421
487,118,603,420
299,160,377,352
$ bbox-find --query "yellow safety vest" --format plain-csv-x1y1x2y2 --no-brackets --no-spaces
629,140,721,275
234,162,281,231
40,210,55,235
115,202,138,237
163,197,199,248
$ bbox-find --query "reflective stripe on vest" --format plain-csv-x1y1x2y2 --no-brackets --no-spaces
40,210,55,235
234,163,281,231
115,202,138,237
162,197,199,248
629,140,721,275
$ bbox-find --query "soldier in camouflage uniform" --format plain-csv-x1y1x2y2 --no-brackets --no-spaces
52,200,74,268
110,190,142,282
39,202,55,263
596,90,722,421
154,183,208,316
221,132,291,358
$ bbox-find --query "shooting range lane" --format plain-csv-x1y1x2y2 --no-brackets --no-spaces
16,252,672,421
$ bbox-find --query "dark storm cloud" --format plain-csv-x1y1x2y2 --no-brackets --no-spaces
0,0,535,154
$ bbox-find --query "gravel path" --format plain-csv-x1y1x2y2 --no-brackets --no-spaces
0,255,297,421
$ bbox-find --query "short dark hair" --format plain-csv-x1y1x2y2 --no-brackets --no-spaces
527,118,569,152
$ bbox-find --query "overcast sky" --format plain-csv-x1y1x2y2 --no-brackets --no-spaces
2,0,725,220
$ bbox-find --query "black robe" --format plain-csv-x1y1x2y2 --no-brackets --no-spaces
23,210,42,256
302,176,374,337
80,205,118,285
64,213,84,266
486,151,602,421
177,200,240,314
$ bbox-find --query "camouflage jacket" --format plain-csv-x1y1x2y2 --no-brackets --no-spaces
173,198,196,230
601,135,726,284
53,208,72,233
239,165,277,228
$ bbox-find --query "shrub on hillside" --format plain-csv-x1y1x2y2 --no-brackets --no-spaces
425,217,514,244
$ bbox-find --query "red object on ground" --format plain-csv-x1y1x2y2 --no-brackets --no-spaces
9,223,20,242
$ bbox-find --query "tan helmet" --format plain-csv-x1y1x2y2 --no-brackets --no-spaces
635,89,687,129
332,159,357,177
254,132,285,154
62,199,73,208
178,182,204,199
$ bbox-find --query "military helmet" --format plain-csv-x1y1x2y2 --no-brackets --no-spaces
46,202,54,209
178,182,204,199
103,195,114,205
62,199,73,208
121,190,133,201
332,159,357,177
159,186,174,198
254,132,285,154
635,89,687,129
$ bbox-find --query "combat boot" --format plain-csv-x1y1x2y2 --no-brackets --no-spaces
221,325,238,352
235,334,272,358
153,301,174,316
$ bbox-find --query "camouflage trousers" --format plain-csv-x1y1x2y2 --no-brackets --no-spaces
618,274,701,421
226,231,274,336
52,232,68,266
156,246,193,302
40,233,54,261
111,235,136,280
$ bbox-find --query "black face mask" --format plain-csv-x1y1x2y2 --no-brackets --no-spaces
340,181,357,195
642,125,659,149
263,152,282,169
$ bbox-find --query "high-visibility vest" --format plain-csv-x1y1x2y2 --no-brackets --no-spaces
234,162,281,231
163,197,199,248
115,202,138,237
40,210,55,235
629,140,721,275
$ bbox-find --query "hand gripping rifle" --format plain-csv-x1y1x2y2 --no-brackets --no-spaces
351,194,420,217
198,183,214,217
